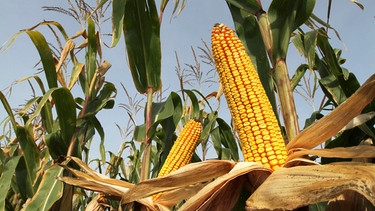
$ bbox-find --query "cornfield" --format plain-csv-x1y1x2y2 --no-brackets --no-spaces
1,0,374,210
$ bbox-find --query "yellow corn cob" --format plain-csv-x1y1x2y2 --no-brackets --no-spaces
211,23,287,170
157,119,202,177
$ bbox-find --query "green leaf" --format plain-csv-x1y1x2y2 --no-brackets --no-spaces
1,21,68,55
200,111,218,147
217,118,239,161
40,98,54,134
303,111,324,129
134,92,182,143
316,33,360,105
23,164,64,211
0,91,17,129
15,156,37,199
316,32,343,78
82,83,117,118
27,21,69,40
211,127,223,158
225,0,261,15
227,3,278,117
45,132,67,159
86,17,98,97
91,116,106,164
25,30,58,89
0,156,21,209
290,64,309,91
111,0,126,47
309,202,327,211
268,0,316,60
133,124,146,143
319,74,347,105
52,88,77,151
211,116,240,161
182,90,201,120
15,127,41,194
123,0,162,93
292,30,317,70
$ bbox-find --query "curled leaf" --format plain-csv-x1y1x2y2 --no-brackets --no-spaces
181,162,271,210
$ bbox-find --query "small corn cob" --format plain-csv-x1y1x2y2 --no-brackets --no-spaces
157,119,202,177
211,23,287,170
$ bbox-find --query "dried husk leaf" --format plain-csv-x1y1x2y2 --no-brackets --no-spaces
58,176,127,197
353,138,374,163
85,194,110,211
59,157,134,190
287,145,375,161
181,162,271,211
283,157,319,168
287,74,375,150
246,162,375,210
121,160,235,205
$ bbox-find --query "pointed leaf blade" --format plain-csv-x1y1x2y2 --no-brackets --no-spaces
123,0,161,93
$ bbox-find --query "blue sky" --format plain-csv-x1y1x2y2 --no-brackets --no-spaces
0,1,374,159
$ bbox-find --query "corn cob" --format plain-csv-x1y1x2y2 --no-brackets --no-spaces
211,23,287,170
157,119,202,177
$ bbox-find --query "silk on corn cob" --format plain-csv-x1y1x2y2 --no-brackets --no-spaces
211,23,287,170
157,119,202,177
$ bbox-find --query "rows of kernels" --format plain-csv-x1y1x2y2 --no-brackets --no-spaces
157,119,202,177
211,23,287,170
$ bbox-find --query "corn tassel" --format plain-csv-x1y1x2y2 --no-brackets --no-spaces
157,119,202,177
211,23,287,170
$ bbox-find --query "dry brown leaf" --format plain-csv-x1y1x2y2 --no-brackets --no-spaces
353,138,374,163
69,29,86,39
287,74,375,150
180,162,271,210
85,194,110,211
121,160,235,205
58,176,127,197
56,40,75,74
283,157,319,168
61,157,134,189
287,145,375,161
77,38,88,48
247,162,375,210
